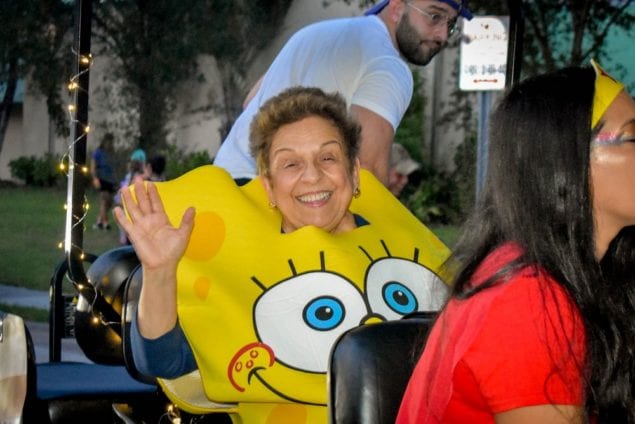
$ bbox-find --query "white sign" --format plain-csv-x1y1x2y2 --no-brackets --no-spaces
459,16,510,91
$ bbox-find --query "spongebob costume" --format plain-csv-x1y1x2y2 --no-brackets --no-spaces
145,165,451,423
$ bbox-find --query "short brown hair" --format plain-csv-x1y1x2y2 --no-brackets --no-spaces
249,87,361,176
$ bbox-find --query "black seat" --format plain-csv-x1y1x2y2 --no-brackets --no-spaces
327,312,436,424
26,248,167,423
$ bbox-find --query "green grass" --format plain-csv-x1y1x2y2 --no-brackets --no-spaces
429,225,460,248
0,303,49,322
0,186,460,293
0,186,120,291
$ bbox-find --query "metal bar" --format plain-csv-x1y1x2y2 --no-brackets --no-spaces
64,0,92,284
506,0,524,88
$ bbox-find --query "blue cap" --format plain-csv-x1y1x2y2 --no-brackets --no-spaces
365,0,473,20
130,148,146,163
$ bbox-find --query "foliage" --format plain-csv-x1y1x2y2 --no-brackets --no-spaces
394,71,469,225
402,164,461,225
393,72,426,162
193,0,294,138
468,0,635,84
92,0,293,154
450,132,476,218
9,153,64,187
163,144,213,180
0,0,74,156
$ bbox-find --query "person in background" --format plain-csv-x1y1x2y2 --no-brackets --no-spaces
146,155,166,182
90,133,116,230
389,142,421,196
214,0,472,186
115,150,148,245
397,62,635,423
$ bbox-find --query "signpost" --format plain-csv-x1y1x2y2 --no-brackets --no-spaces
459,16,510,197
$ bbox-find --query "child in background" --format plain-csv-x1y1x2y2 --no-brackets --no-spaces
115,150,148,245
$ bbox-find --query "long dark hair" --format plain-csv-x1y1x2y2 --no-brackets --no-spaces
446,66,635,421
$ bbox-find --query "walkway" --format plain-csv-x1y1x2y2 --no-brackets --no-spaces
0,284,89,363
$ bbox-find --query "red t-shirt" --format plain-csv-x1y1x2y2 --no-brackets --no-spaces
397,244,586,423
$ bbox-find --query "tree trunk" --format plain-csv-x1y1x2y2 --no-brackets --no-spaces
0,59,18,157
137,83,168,154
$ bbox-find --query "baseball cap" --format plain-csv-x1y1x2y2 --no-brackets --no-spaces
130,148,146,163
390,143,421,176
365,0,474,20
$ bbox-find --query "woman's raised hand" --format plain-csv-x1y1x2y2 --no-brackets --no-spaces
113,180,195,272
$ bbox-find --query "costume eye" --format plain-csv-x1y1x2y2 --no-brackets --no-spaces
304,296,344,330
382,282,417,315
254,272,367,372
365,257,448,320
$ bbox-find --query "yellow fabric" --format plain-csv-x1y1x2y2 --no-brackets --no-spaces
150,165,451,422
591,59,625,128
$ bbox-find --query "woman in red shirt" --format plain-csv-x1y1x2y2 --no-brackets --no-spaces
397,62,635,423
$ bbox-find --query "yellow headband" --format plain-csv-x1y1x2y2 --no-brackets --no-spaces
591,59,624,128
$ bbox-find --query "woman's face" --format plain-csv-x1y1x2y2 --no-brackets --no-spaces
262,116,360,234
590,91,635,255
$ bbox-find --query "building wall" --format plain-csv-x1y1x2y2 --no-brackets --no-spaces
0,0,465,181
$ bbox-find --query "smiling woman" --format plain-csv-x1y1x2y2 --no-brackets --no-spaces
113,86,452,422
250,87,362,235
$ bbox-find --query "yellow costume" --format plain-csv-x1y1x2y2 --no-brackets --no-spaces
591,59,625,128
149,165,451,423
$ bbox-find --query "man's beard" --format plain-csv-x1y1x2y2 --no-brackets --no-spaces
395,15,443,66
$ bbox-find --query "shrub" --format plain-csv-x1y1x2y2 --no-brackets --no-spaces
163,144,213,180
402,163,461,225
9,154,63,187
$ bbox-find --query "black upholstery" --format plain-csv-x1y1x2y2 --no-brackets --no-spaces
27,249,166,423
327,313,436,424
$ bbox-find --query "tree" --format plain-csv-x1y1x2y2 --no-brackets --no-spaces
92,0,205,154
0,0,73,156
92,0,292,154
470,0,635,81
193,0,293,139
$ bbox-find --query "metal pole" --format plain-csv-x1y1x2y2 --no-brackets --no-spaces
476,2,524,199
506,0,524,88
475,91,491,197
64,0,92,284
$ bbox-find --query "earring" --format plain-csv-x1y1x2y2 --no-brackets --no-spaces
353,187,361,198
269,201,276,209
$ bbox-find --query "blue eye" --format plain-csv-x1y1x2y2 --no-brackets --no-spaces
382,282,417,315
303,296,345,331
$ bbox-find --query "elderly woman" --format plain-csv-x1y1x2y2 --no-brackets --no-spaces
114,87,368,379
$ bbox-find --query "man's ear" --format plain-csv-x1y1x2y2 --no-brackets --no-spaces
386,0,408,21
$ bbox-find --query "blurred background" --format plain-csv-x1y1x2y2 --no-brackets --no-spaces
0,0,633,300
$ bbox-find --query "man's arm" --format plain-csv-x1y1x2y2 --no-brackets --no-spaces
243,75,264,109
351,104,394,186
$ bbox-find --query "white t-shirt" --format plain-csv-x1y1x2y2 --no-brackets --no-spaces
213,15,413,180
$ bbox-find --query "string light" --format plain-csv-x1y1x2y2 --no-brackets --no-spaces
59,47,93,273
60,48,125,331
